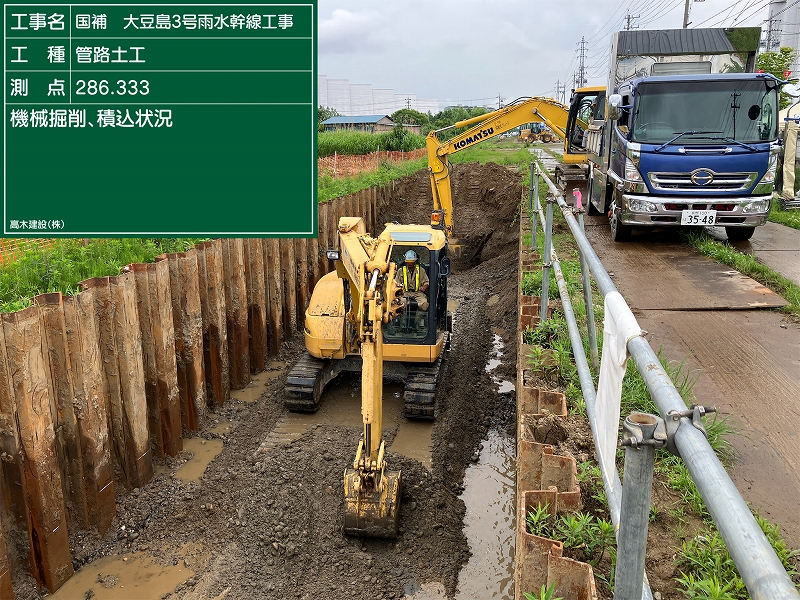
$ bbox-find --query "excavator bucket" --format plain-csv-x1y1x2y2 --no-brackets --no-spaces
343,467,402,538
449,232,492,262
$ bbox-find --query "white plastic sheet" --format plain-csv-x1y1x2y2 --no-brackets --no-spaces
596,291,643,493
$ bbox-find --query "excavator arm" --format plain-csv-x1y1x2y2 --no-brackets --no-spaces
426,97,572,240
334,217,405,537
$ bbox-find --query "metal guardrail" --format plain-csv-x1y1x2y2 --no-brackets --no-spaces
526,161,800,600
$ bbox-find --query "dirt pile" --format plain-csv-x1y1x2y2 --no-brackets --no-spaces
389,162,523,267
12,162,524,600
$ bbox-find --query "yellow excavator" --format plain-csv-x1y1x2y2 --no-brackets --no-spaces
287,90,604,537
426,90,604,255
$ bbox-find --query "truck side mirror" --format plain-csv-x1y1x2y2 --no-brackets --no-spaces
607,94,623,121
783,83,800,97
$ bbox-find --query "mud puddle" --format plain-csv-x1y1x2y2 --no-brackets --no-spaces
174,437,224,482
456,429,516,599
230,366,284,403
208,418,232,435
263,374,433,467
49,552,193,600
486,332,515,394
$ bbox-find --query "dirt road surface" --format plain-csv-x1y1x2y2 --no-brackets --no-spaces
584,217,800,549
10,164,523,600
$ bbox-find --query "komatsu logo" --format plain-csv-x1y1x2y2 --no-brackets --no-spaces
453,127,494,149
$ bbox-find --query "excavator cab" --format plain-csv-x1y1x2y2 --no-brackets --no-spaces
384,245,432,341
565,88,606,155
382,241,450,355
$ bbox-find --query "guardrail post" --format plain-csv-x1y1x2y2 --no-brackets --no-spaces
615,412,663,600
573,190,599,371
532,163,539,249
540,194,554,322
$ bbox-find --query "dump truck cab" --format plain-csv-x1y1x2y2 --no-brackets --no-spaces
580,27,782,242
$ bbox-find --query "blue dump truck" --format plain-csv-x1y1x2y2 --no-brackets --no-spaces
581,27,787,242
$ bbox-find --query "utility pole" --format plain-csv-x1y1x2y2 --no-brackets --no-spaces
624,12,640,30
405,97,412,110
764,17,782,51
498,93,504,109
555,80,566,103
683,0,691,28
577,37,588,88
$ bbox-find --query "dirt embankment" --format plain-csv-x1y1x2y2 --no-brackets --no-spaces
11,163,524,600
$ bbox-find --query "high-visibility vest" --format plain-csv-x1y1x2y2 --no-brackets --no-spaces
402,265,420,291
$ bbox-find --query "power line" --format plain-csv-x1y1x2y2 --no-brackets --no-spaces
585,0,630,43
640,0,685,27
693,0,769,27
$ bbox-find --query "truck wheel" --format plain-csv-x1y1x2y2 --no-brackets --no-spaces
725,227,755,242
610,210,632,242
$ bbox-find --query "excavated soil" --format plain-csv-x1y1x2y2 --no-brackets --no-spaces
10,163,524,600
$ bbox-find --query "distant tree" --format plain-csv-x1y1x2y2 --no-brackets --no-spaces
318,106,340,131
757,47,798,109
379,125,426,152
390,108,429,127
428,106,490,140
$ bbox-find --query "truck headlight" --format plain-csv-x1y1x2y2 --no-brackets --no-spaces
628,198,657,212
758,151,779,184
743,198,770,213
624,158,643,183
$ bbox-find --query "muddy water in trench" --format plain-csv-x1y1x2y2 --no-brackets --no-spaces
456,430,516,599
274,374,434,468
174,437,225,482
49,552,192,600
410,297,517,599
454,328,516,599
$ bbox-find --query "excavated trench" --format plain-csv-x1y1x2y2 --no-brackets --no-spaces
15,163,524,600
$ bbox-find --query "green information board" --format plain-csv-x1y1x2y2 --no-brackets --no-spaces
3,3,317,236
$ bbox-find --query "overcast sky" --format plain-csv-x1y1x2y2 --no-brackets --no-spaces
319,0,775,109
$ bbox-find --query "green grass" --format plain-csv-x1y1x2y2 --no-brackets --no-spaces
318,157,428,203
317,137,535,203
0,238,206,313
682,229,800,316
318,128,426,157
769,200,800,230
523,583,562,600
526,503,616,567
676,515,799,599
449,143,534,176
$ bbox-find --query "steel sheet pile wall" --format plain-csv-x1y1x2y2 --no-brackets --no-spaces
514,209,597,600
0,188,382,596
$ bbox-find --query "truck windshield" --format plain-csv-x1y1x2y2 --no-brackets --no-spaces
631,79,778,145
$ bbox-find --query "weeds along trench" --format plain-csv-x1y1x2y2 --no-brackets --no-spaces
517,155,800,599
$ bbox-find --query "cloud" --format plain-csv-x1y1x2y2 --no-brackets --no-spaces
320,8,383,54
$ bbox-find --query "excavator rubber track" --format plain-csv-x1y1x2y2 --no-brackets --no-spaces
286,342,448,419
403,335,448,420
284,353,327,412
284,354,355,412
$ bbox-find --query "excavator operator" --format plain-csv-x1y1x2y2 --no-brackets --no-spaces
395,250,429,311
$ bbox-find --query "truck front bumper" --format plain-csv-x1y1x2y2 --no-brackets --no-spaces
617,194,771,227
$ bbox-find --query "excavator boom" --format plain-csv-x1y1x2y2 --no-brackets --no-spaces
426,97,574,244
